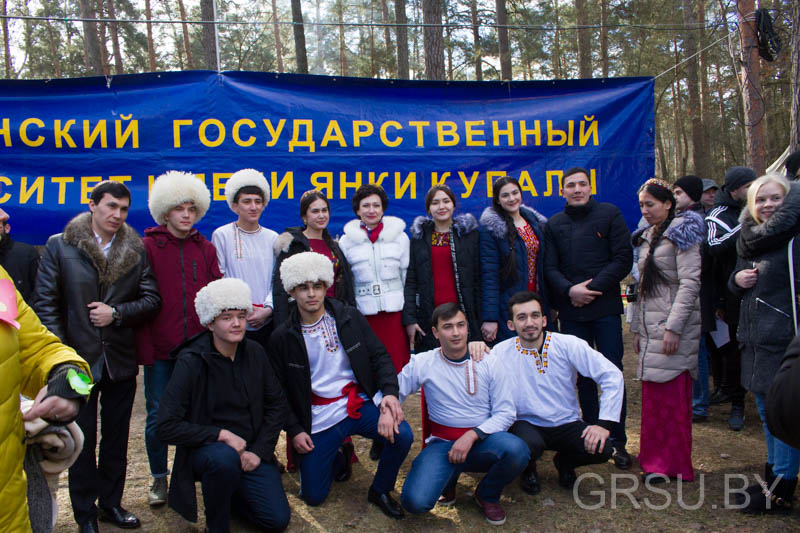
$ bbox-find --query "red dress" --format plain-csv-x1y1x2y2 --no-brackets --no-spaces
308,238,339,298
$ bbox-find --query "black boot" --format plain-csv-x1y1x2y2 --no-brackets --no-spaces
741,474,797,514
369,439,384,461
520,463,540,495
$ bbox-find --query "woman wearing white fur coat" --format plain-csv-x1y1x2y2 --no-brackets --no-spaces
338,184,411,374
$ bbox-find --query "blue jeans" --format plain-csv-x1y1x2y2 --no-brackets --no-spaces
144,359,175,478
754,394,800,480
191,442,290,533
692,336,710,416
560,315,627,447
297,401,413,505
401,432,529,513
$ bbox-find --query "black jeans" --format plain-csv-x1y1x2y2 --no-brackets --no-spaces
69,366,136,526
560,316,627,448
510,420,613,470
721,323,746,405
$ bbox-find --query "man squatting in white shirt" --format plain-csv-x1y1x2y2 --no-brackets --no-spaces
501,291,624,495
212,168,278,348
397,302,530,526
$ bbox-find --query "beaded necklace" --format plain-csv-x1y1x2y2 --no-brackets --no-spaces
233,222,262,260
301,312,341,353
437,349,478,395
515,331,551,374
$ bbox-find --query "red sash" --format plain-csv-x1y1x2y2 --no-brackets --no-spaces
429,420,472,441
310,381,365,419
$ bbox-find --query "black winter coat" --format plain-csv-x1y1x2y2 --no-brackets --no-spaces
156,332,287,523
32,213,161,381
706,189,745,323
543,198,632,322
402,214,481,350
271,227,355,325
766,334,800,450
0,235,40,301
269,298,399,438
729,182,800,395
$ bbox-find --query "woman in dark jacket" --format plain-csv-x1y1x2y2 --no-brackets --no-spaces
272,190,355,325
403,184,481,351
479,177,548,342
767,335,800,451
729,174,800,514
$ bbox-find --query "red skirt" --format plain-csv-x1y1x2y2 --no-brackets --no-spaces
366,311,410,373
638,371,694,481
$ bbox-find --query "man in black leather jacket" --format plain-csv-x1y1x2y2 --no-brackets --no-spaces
33,181,160,533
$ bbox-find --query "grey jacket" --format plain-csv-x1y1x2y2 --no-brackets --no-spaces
630,211,704,383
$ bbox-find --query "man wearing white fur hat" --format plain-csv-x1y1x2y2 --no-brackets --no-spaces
137,170,222,507
212,168,278,349
157,278,290,532
270,252,413,519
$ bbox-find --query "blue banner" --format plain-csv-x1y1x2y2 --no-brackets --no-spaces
0,71,654,244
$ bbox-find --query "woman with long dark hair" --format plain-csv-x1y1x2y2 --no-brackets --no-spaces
272,190,355,325
403,184,481,350
630,178,703,483
479,176,548,342
730,174,800,513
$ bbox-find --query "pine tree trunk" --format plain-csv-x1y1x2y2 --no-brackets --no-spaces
737,0,765,174
575,0,591,78
470,0,481,81
553,0,562,78
682,0,707,177
337,0,347,76
1,0,11,77
46,22,61,77
790,0,800,152
422,0,445,80
380,0,395,77
698,0,711,170
200,0,217,69
495,0,511,79
144,0,157,71
95,0,110,75
395,0,409,78
79,0,104,74
272,0,284,72
291,0,308,73
369,0,376,77
600,0,608,77
445,2,452,80
106,0,124,74
176,0,194,69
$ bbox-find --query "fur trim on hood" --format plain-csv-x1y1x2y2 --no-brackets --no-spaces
479,205,547,240
224,168,271,209
342,216,406,243
148,171,211,225
663,210,706,250
273,227,305,256
194,277,253,326
62,212,144,286
279,251,334,293
410,213,478,240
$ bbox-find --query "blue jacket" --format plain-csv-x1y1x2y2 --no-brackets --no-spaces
479,205,549,340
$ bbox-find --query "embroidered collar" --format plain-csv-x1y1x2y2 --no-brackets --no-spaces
437,348,477,395
515,332,551,375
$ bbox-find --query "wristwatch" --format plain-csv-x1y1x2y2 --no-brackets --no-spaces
111,306,121,326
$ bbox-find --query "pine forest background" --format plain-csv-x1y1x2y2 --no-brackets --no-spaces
2,0,799,182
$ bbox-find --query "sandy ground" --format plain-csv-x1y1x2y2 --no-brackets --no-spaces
53,327,800,532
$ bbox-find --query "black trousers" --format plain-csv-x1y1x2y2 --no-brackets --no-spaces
69,366,137,525
720,323,746,405
510,420,613,470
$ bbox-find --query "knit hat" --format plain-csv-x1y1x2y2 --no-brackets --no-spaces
194,278,253,326
280,252,334,293
673,175,703,202
224,168,271,209
723,166,757,192
702,179,719,192
148,171,211,225
785,151,800,178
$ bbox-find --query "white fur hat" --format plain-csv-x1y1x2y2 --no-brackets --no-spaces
224,168,271,209
280,252,334,293
194,278,253,326
148,171,211,225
